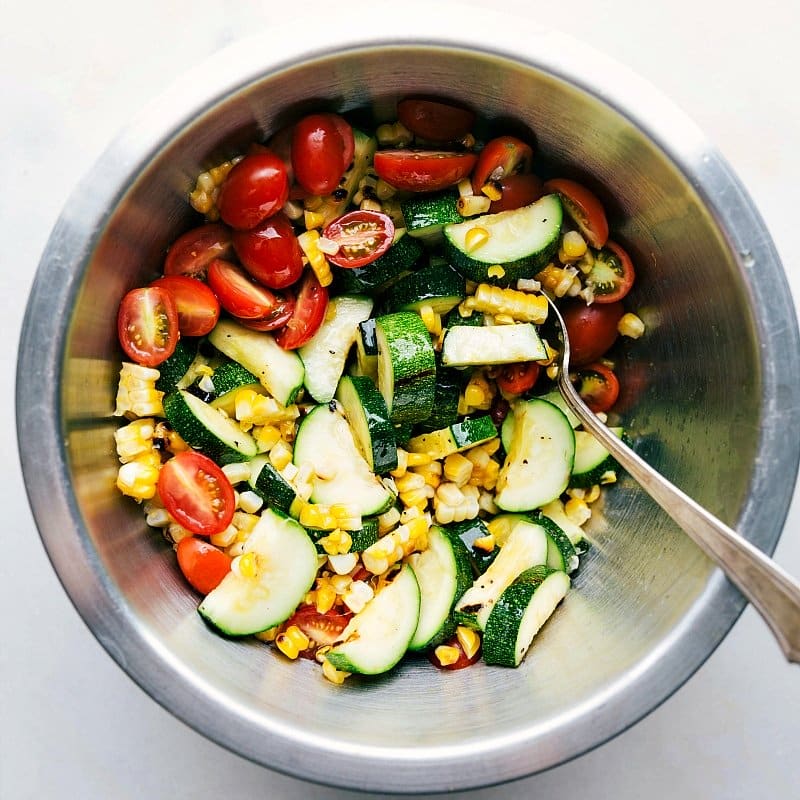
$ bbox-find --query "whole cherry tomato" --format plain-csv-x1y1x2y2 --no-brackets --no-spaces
471,136,533,194
163,223,233,279
374,150,477,192
543,178,609,249
232,213,304,290
275,271,329,350
561,299,624,367
150,275,220,337
217,151,289,230
397,98,475,142
117,286,179,367
176,537,232,595
292,113,355,195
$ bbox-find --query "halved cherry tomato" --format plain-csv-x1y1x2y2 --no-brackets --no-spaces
150,275,220,337
207,258,294,321
585,240,635,303
286,603,351,647
471,136,533,194
374,150,477,192
489,173,544,213
495,362,541,394
323,210,394,268
561,299,624,367
275,271,329,350
292,113,354,196
117,286,179,367
217,151,289,230
176,537,232,595
235,296,296,332
427,635,481,671
158,451,235,536
232,213,304,290
397,98,475,142
163,223,233,279
543,178,609,249
574,362,620,413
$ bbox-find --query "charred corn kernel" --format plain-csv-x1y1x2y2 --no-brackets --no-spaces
444,453,474,486
600,470,617,485
221,461,251,485
315,583,337,614
298,229,333,284
464,226,490,253
145,507,171,528
618,312,645,339
189,156,241,220
565,497,591,526
399,488,429,510
456,626,481,659
487,264,506,279
473,533,496,552
377,506,401,534
463,283,548,324
395,471,426,493
559,230,588,262
585,484,602,503
457,194,491,217
322,658,351,685
237,490,263,514
478,490,499,515
328,552,358,575
418,304,442,336
318,529,353,556
255,627,279,642
343,580,374,613
116,461,160,500
167,522,193,545
269,439,293,471
375,120,412,146
114,363,164,418
210,525,238,548
480,182,503,202
434,645,461,666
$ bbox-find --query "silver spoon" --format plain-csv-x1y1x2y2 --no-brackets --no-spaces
543,294,800,663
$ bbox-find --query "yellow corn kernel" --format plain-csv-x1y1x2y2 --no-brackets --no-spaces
600,470,617,485
472,533,496,552
480,181,503,201
478,490,499,515
482,438,501,457
405,451,432,468
188,156,241,220
303,209,326,231
481,459,500,491
585,484,602,503
318,529,353,556
322,658,351,685
565,497,591,526
399,488,429,510
434,645,461,666
210,524,238,548
114,418,156,462
487,264,506,279
395,471,426,493
561,230,588,260
275,632,301,659
618,312,645,339
456,626,481,660
443,453,473,487
436,482,464,507
116,461,160,500
413,461,442,489
418,304,442,336
269,439,293,471
315,583,337,614
360,197,382,213
457,194,491,217
487,514,516,545
464,226,490,253
298,229,333,285
300,504,337,531
114,362,165,418
237,552,259,579
390,448,409,478
493,313,516,325
463,382,486,409
377,506,401,533
255,626,279,642
535,264,578,298
463,283,548,324
252,424,281,453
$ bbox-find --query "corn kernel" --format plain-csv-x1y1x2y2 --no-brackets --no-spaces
322,658,351,685
399,488,429,510
443,453,474,487
565,497,591,526
303,210,326,230
395,471,426,493
116,461,160,500
237,490,263,514
618,312,645,339
210,524,238,548
275,633,301,659
464,227,490,253
561,230,588,260
315,584,337,614
269,439,293,471
434,645,461,666
255,626,279,642
377,506,401,533
436,482,464,507
480,182,503,201
233,551,259,580
457,194,491,217
456,626,481,659
585,485,602,503
343,580,374,613
600,470,617,485
473,534,496,552
487,264,506,279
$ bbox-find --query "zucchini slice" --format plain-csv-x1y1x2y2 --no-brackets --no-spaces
208,319,304,407
326,564,421,675
482,567,570,667
334,230,423,295
570,427,623,488
163,389,257,464
444,194,562,284
383,262,465,316
495,398,575,512
209,361,262,414
415,364,463,433
408,526,473,651
335,375,398,474
299,295,373,403
198,509,318,636
155,339,197,393
540,498,587,547
401,191,462,241
292,403,396,516
536,513,579,573
354,318,379,380
454,517,549,630
441,324,546,367
306,517,380,553
407,415,497,460
501,388,582,450
248,454,297,516
375,312,436,424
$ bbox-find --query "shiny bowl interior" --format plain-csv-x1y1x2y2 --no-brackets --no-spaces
17,30,800,794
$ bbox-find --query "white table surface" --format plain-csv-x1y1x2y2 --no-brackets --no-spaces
2,1,799,797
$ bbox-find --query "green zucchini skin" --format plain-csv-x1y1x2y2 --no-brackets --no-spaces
333,231,423,295
401,191,462,240
209,361,262,412
248,455,297,515
155,338,197,393
306,517,380,553
569,428,625,488
414,364,464,433
383,262,465,316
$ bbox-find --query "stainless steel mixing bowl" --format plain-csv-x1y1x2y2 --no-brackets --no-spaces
17,19,800,794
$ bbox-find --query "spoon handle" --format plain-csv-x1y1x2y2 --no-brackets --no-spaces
557,373,800,663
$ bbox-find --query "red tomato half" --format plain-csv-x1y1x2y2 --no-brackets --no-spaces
489,173,544,213
585,240,635,303
374,150,477,192
275,271,328,350
207,258,293,321
163,223,233,279
158,451,235,536
543,178,609,249
235,297,296,332
427,635,482,671
232,213,304,290
323,210,394,268
471,136,534,194
217,152,289,230
397,98,475,142
561,299,624,367
150,275,220,337
574,362,620,413
176,537,232,595
292,113,354,195
286,604,351,647
496,362,541,395
117,286,179,367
